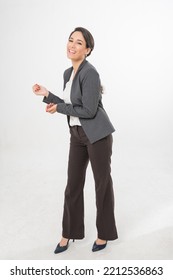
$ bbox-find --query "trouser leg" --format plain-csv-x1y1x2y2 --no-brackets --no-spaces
62,127,89,239
87,134,118,240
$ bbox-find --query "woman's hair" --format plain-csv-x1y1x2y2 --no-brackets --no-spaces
69,27,94,57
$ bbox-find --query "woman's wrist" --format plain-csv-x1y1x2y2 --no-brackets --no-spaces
45,90,49,98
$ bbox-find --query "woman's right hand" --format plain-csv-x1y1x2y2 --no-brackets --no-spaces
32,84,49,97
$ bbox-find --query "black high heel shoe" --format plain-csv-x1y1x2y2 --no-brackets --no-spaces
92,241,107,252
54,239,75,254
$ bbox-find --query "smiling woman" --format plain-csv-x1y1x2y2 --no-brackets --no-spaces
67,27,94,62
32,27,118,254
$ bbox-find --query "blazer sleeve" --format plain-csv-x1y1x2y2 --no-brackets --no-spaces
57,69,100,119
43,92,64,104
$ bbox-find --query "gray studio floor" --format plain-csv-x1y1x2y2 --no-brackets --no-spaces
0,143,173,260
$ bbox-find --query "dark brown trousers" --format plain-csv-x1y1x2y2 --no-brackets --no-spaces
62,126,118,241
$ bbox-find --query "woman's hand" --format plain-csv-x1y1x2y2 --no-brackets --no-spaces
46,103,57,114
32,84,49,97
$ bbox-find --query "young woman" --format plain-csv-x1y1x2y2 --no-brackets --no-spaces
32,27,118,253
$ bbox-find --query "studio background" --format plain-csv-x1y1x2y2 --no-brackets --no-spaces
0,0,173,259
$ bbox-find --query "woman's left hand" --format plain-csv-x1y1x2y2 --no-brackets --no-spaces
46,103,57,114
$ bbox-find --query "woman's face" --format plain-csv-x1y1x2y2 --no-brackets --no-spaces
67,31,90,62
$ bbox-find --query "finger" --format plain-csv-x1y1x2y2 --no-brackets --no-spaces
48,104,53,108
34,84,40,89
33,84,39,89
46,104,56,113
33,86,40,92
48,103,54,109
36,86,41,91
50,108,55,113
49,108,54,113
46,107,52,113
46,103,52,110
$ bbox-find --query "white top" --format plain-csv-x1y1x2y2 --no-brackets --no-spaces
63,71,81,126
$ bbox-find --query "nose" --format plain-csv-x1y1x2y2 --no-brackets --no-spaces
70,42,75,49
68,40,75,48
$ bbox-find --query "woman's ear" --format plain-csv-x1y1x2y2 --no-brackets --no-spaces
86,48,91,56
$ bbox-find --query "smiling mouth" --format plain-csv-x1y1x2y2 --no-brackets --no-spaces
68,49,76,54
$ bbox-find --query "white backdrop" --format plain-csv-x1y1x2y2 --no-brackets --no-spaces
0,0,173,260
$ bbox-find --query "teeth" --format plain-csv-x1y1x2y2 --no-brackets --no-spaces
69,50,75,54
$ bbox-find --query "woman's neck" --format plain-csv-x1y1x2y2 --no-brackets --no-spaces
71,58,85,75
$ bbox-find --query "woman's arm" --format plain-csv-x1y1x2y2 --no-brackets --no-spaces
32,84,64,104
43,92,64,104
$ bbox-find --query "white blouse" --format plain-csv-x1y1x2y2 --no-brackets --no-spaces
63,71,81,126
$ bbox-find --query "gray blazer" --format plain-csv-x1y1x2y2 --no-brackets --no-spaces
43,59,115,143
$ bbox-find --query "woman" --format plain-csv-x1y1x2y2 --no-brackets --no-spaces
32,27,118,253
